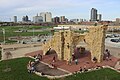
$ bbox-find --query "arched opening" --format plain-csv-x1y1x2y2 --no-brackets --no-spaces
45,48,58,60
73,40,91,59
45,48,57,55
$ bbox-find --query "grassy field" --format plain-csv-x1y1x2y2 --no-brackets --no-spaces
61,68,120,80
0,26,52,43
0,57,120,80
0,57,49,80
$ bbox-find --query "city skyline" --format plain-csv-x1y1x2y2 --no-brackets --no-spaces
0,0,120,21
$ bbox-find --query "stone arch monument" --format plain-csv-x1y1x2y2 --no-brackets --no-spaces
42,25,107,62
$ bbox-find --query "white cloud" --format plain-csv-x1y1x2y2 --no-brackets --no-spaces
0,0,120,21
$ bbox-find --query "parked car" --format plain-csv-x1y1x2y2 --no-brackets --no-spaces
111,38,120,43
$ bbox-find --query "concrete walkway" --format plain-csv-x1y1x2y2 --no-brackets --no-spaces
1,46,42,60
105,46,120,58
11,46,42,58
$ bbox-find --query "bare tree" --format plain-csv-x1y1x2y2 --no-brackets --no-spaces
4,51,12,60
3,51,12,72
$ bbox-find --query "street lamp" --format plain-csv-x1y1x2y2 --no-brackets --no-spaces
33,28,34,37
2,28,5,44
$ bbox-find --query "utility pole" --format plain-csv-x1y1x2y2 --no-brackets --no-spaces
2,28,5,44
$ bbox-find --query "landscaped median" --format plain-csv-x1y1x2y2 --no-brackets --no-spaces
0,57,120,80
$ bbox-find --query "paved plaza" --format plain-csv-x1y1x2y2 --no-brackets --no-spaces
25,49,120,73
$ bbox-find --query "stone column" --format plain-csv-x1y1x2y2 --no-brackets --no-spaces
85,25,107,62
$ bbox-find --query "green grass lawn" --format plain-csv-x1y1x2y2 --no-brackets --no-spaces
0,57,120,80
0,57,49,80
0,26,52,43
61,68,120,80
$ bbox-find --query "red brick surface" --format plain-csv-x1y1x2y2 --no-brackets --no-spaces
25,50,119,73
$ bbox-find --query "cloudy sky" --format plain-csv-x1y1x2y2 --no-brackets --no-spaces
0,0,120,21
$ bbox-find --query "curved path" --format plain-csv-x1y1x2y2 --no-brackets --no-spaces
35,62,69,76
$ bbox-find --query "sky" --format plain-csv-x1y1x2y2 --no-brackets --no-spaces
0,0,120,21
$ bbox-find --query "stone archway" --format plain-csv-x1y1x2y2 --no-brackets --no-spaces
42,25,107,63
74,41,88,59
45,48,57,56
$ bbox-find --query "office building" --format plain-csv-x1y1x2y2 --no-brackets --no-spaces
53,16,60,23
116,18,120,25
13,16,17,23
22,16,25,22
59,16,66,22
97,14,102,21
70,19,79,23
90,8,97,21
22,15,29,22
80,19,84,22
40,12,46,22
40,12,52,22
116,18,120,23
33,14,43,23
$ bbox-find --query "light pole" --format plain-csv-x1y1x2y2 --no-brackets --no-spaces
33,28,34,37
2,28,5,44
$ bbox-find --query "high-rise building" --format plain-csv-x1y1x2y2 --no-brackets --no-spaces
59,16,66,22
116,18,120,25
13,16,17,23
40,12,46,22
97,14,102,21
22,15,29,22
70,19,79,23
22,16,26,22
33,14,43,23
53,16,60,23
40,12,52,22
65,18,68,23
46,12,52,22
80,19,84,22
90,8,97,21
25,15,29,21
